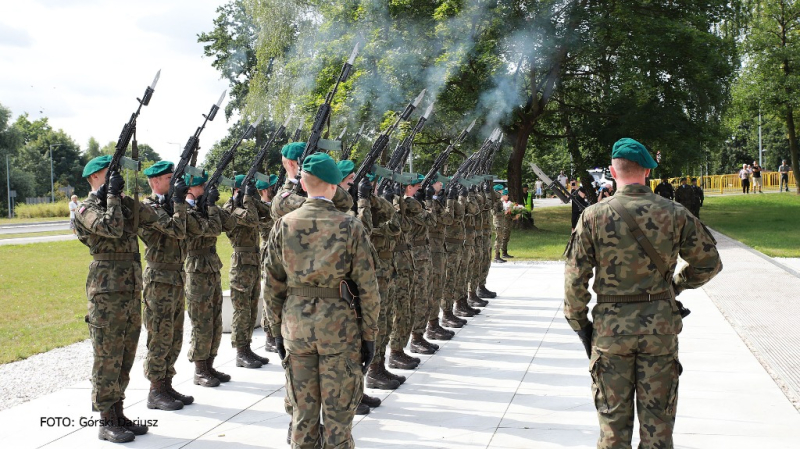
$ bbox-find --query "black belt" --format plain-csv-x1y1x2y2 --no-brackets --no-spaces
93,253,139,261
596,291,673,304
146,261,183,271
378,251,393,260
445,238,463,244
234,246,258,253
288,286,340,298
188,247,216,256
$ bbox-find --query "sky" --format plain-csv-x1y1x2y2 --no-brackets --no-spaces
0,0,232,163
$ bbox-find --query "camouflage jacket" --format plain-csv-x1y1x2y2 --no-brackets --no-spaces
185,203,236,274
427,197,454,252
258,200,274,255
349,197,373,235
463,192,481,245
264,199,380,345
674,184,696,209
138,195,188,286
75,193,177,295
480,192,492,231
393,194,415,272
369,195,401,256
564,184,722,337
405,196,435,260
223,194,261,267
443,195,467,250
270,180,353,219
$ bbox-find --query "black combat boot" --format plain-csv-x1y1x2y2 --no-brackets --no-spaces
388,350,419,370
194,360,221,387
265,336,277,353
493,252,506,263
366,364,401,390
355,402,371,415
381,364,406,385
247,345,270,365
409,332,436,355
287,421,292,445
426,319,454,340
113,400,148,436
454,298,476,318
501,251,514,259
147,379,183,411
236,346,262,368
441,311,465,328
477,284,496,298
207,357,231,382
98,407,135,443
468,290,488,308
165,378,194,405
361,393,382,408
460,296,481,315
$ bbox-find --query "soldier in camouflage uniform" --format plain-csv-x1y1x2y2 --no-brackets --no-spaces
564,138,722,449
184,172,236,387
455,187,481,316
424,181,456,342
224,174,270,368
138,161,192,411
491,184,506,263
75,156,162,442
500,189,514,258
440,185,468,328
406,176,439,354
257,174,279,353
465,187,489,309
476,183,497,299
265,153,380,449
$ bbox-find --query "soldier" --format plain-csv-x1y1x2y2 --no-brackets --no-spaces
654,176,674,200
491,184,506,263
690,178,704,219
674,178,696,216
223,175,270,368
139,161,192,411
264,153,380,449
183,172,234,388
424,179,456,342
440,184,469,327
466,186,489,309
256,174,279,353
454,186,482,316
500,189,514,259
564,138,722,449
74,155,166,442
406,176,439,354
475,182,498,299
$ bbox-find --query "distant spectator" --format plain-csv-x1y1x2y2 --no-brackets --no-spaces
738,164,751,194
751,161,763,193
557,171,568,188
68,195,79,234
534,179,543,199
597,183,614,201
522,185,533,210
690,178,704,218
654,176,674,200
779,159,791,192
675,178,696,213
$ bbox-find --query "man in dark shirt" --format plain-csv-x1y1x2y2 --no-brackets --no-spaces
654,177,674,200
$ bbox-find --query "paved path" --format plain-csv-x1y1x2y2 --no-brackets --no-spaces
0,234,76,246
1,259,798,448
0,220,70,235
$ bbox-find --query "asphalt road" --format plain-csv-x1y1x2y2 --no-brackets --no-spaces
0,220,70,235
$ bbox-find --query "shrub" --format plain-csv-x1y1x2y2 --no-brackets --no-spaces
15,202,70,218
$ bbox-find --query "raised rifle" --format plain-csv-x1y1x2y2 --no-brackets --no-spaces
450,129,499,188
166,90,226,209
420,119,476,192
291,118,304,142
348,91,427,206
376,92,428,193
341,124,365,161
236,114,293,207
200,114,263,214
529,162,586,210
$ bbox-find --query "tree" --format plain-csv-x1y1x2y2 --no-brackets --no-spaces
0,103,23,215
84,137,102,161
735,0,800,193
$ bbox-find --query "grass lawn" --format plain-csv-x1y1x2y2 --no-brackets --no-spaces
0,217,69,225
506,206,572,260
0,230,74,240
700,193,800,257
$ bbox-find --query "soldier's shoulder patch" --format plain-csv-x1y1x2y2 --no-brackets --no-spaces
79,205,87,214
281,191,291,198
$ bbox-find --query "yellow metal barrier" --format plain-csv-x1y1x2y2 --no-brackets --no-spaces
649,171,795,194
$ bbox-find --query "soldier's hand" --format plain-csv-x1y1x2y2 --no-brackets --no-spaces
275,336,287,361
358,178,372,200
393,182,403,197
172,177,188,204
96,183,108,202
425,185,435,200
381,186,394,202
448,184,459,200
206,186,220,205
458,185,468,197
108,170,125,196
483,182,491,193
244,180,258,198
576,322,593,359
361,340,375,374
413,189,425,202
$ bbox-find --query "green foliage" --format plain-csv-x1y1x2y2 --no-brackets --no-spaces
14,201,70,219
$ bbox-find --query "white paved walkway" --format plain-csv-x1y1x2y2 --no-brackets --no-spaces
0,261,798,448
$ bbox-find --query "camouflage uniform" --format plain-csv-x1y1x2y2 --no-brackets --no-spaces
75,193,172,413
389,196,415,351
271,180,354,219
139,195,187,385
441,194,466,315
479,191,494,285
258,199,275,333
674,184,696,216
466,192,485,297
223,194,262,351
564,184,722,449
457,192,480,305
407,197,436,336
501,203,513,255
185,202,234,363
491,192,505,259
265,199,380,449
428,196,454,320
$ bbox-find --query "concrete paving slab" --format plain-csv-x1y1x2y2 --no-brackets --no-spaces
1,261,799,449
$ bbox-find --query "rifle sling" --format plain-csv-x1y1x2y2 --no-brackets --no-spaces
132,132,140,231
607,197,669,281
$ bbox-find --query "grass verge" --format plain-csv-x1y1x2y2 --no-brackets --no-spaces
506,206,572,260
0,230,74,240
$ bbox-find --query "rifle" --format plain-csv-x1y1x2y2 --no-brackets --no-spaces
348,91,427,205
341,124,365,161
529,162,586,210
200,114,263,214
376,92,428,193
420,119,476,192
449,129,499,189
106,70,160,186
166,90,226,208
291,118,304,142
296,43,359,172
236,114,293,207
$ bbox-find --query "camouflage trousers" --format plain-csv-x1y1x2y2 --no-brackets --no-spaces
389,267,414,351
230,263,261,348
429,246,446,321
143,278,184,382
441,242,464,312
283,341,363,449
480,230,492,285
493,216,505,254
459,242,475,300
87,291,141,413
468,234,484,293
186,270,223,362
374,257,395,365
501,217,512,253
591,334,681,449
411,256,433,334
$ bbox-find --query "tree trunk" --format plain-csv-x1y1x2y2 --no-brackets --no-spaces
507,122,533,204
787,106,800,194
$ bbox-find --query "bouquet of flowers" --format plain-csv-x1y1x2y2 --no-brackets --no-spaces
509,203,530,221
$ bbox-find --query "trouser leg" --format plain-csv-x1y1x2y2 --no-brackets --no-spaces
143,280,183,382
591,336,637,449
411,258,432,334
230,264,260,348
635,335,680,449
319,350,362,449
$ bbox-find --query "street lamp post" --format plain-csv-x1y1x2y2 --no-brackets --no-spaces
49,144,62,203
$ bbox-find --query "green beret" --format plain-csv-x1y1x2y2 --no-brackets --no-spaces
184,170,208,187
611,138,657,169
256,174,278,191
493,184,503,191
82,155,112,177
281,142,306,161
502,189,508,195
409,174,425,185
337,160,355,177
302,153,343,185
234,174,246,188
143,160,174,178
366,173,377,182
